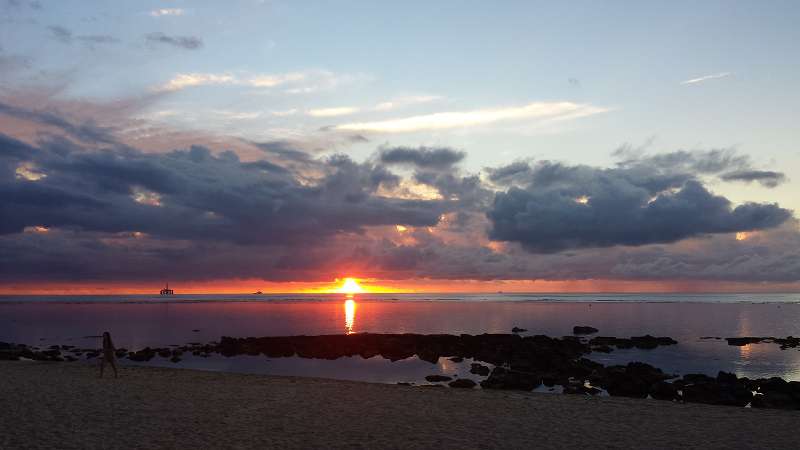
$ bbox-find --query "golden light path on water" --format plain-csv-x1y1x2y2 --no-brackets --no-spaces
344,296,356,334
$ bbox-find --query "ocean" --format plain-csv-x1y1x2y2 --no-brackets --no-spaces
2,293,799,385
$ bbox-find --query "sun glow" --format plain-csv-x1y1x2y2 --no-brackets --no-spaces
338,278,365,294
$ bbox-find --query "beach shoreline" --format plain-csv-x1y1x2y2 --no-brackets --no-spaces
2,361,798,449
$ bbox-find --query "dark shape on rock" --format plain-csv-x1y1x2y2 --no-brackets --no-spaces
170,355,181,363
425,375,452,383
448,356,464,363
511,327,527,333
469,363,491,376
448,378,477,388
573,326,599,335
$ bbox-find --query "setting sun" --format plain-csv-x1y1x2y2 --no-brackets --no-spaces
338,278,365,294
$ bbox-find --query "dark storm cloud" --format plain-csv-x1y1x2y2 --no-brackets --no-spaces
0,134,447,243
145,32,203,50
720,170,787,188
485,161,533,185
379,146,466,170
487,159,792,253
252,140,314,162
0,101,117,144
1,127,797,285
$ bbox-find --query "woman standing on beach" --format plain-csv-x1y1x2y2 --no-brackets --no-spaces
99,331,118,378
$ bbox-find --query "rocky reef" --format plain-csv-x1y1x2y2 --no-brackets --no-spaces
3,330,800,410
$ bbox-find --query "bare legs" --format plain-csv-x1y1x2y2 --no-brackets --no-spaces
99,358,118,378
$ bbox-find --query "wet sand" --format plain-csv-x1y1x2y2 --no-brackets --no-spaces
1,361,798,449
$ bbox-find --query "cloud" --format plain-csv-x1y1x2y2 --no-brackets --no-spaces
487,158,792,252
157,70,356,93
0,125,798,286
0,134,451,243
0,100,118,144
379,146,466,170
335,101,609,133
484,161,533,185
374,95,442,111
720,170,787,188
307,107,359,118
47,25,71,42
681,72,732,85
149,8,184,17
614,148,787,188
145,32,203,50
159,73,236,91
48,25,118,46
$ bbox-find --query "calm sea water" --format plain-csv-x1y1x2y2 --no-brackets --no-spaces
2,293,799,384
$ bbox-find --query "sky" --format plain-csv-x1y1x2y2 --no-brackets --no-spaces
1,0,799,293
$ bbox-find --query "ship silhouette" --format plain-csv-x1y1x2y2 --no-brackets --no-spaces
160,283,174,295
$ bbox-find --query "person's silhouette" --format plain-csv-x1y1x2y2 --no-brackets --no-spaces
99,331,118,378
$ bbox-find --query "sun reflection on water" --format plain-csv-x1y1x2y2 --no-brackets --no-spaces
344,297,357,334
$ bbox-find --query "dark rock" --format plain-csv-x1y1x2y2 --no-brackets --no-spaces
725,337,766,346
599,363,671,398
717,371,738,384
679,373,715,385
563,384,601,395
650,381,678,400
480,367,541,390
591,345,613,353
573,326,599,335
448,379,477,388
588,335,677,350
425,375,452,382
448,356,464,363
511,327,527,333
128,347,156,362
751,393,797,410
469,363,491,376
170,355,181,363
682,381,752,407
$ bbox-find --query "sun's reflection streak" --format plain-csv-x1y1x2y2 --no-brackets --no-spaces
344,296,356,334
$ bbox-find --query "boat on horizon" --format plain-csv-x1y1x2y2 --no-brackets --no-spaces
160,283,174,295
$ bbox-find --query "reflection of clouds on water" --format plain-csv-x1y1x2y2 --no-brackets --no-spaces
344,298,356,334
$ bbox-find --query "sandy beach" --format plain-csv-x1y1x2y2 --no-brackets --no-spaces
1,361,798,449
